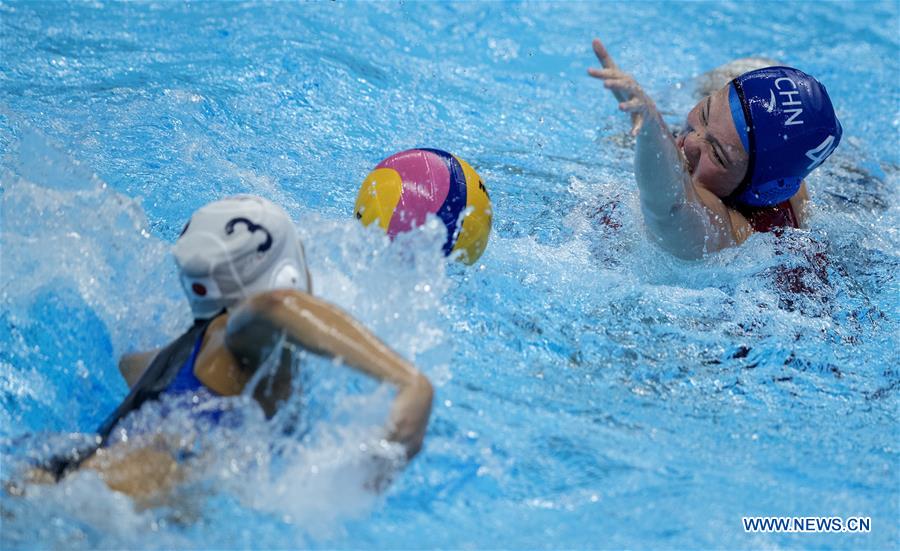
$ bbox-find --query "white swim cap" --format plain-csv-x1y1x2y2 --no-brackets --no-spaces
173,195,312,319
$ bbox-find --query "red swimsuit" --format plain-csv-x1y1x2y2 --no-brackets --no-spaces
736,200,829,299
738,200,799,233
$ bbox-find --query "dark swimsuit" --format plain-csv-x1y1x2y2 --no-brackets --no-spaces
735,200,829,298
43,315,224,480
736,200,800,233
164,327,215,395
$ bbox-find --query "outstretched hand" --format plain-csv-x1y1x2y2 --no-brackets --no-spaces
588,39,653,136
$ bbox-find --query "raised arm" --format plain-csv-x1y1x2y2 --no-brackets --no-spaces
225,289,433,459
588,39,737,259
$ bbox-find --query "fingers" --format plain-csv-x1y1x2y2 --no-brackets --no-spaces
618,96,645,113
587,68,633,90
592,38,617,69
602,77,638,94
603,77,640,103
630,113,645,137
588,40,652,130
587,67,625,80
619,97,653,131
588,67,637,104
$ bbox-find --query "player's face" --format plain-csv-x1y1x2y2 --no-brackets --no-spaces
676,85,749,198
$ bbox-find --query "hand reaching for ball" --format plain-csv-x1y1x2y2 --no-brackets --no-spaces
587,39,655,137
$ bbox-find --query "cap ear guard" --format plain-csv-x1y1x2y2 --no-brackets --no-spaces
267,244,312,293
732,176,802,207
182,273,223,299
272,265,302,289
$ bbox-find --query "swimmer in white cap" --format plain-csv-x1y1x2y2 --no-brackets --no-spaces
17,195,433,503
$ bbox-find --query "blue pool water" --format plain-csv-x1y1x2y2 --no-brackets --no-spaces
1,1,898,548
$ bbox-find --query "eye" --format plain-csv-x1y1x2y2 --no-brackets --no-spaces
702,135,725,167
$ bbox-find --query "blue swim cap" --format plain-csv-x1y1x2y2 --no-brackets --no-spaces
727,66,842,207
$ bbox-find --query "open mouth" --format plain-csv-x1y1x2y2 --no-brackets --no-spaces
675,133,694,174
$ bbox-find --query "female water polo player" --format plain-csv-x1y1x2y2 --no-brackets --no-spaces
19,195,433,502
588,39,842,259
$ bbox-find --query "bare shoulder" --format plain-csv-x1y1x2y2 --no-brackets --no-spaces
220,291,317,379
789,182,811,226
692,185,754,245
193,315,251,396
196,304,293,412
726,208,754,245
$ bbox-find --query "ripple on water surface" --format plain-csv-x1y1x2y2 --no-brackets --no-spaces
1,1,898,549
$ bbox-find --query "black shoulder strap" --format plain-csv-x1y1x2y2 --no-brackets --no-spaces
42,317,216,480
94,317,214,442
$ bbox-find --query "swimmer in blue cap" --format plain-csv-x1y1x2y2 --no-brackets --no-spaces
15,196,433,503
588,39,842,258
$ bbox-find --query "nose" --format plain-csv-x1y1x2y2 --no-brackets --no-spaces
682,131,701,174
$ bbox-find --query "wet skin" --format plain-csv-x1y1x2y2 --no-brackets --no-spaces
588,38,809,255
677,86,749,199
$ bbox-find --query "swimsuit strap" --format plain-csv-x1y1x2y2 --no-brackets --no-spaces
95,316,218,441
41,314,222,480
163,326,216,395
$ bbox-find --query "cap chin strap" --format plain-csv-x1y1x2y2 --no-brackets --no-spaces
725,78,757,207
297,238,313,294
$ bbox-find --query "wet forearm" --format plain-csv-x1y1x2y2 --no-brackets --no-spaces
273,293,418,385
269,293,433,456
228,291,433,455
386,374,433,458
634,109,695,217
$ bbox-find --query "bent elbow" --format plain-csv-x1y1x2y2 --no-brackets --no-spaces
644,229,706,260
641,203,733,260
416,374,434,412
402,374,434,460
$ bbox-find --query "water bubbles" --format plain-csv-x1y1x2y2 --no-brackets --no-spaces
1,1,897,548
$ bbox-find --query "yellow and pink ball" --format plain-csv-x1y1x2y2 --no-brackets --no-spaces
354,148,492,264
